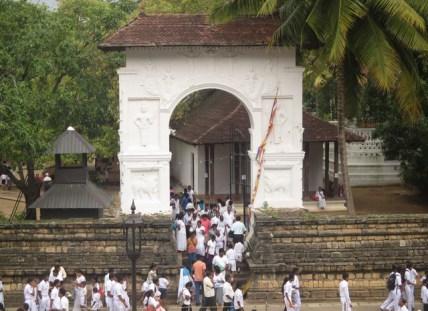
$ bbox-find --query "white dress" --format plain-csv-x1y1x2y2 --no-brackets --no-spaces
176,220,187,252
196,227,206,256
316,190,326,209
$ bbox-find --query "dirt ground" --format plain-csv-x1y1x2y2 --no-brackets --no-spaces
1,185,427,219
353,185,428,214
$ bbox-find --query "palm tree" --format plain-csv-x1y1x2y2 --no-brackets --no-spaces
212,0,428,214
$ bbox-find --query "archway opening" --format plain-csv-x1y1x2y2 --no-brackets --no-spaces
169,89,252,206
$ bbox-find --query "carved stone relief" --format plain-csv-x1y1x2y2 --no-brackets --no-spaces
131,170,159,202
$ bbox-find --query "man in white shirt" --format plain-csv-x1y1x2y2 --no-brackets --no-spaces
404,262,418,311
213,249,228,272
222,275,234,311
59,288,69,311
230,216,246,243
38,275,50,311
24,279,37,311
233,282,244,311
339,272,352,311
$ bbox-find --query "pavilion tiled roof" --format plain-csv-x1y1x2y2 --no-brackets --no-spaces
172,90,364,144
99,13,280,50
303,112,365,143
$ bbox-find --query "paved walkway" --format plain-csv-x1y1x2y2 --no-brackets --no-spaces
164,301,383,311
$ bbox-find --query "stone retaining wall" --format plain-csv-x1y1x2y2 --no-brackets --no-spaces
0,218,179,306
1,214,428,305
247,213,428,301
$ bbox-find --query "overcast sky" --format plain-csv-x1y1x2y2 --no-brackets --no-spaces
30,0,58,9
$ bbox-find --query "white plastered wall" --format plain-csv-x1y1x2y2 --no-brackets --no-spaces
118,46,304,214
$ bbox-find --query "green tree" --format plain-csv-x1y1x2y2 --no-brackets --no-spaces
212,0,428,214
142,0,223,13
0,0,139,208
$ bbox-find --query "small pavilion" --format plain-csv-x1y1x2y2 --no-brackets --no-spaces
29,127,112,219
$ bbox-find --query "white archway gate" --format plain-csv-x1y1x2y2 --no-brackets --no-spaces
117,46,304,214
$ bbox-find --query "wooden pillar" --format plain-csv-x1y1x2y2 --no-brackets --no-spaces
36,208,41,221
303,142,310,196
333,141,339,196
324,142,330,194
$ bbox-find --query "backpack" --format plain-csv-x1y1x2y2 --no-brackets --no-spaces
386,273,396,291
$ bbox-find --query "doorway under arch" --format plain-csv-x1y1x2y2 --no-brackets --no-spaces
169,89,252,205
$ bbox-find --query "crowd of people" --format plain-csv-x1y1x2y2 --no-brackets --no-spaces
0,262,173,311
170,186,246,311
379,263,428,311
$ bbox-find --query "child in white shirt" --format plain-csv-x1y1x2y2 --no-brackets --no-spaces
234,242,244,272
225,244,236,272
421,279,428,311
91,287,102,311
59,288,69,311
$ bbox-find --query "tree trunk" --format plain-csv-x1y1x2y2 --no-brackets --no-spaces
24,160,40,209
0,162,40,212
336,63,356,214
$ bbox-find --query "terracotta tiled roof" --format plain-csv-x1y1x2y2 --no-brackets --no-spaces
99,13,280,50
303,113,365,143
172,90,251,144
172,90,364,144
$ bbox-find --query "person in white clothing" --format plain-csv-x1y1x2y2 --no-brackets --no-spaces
0,276,5,310
105,275,113,311
38,275,50,311
315,186,326,209
421,279,428,311
50,263,67,281
292,268,301,311
158,276,169,300
213,249,228,272
104,269,114,286
233,282,244,311
90,287,102,311
381,266,402,311
112,275,128,311
176,213,187,252
181,282,192,311
59,288,69,311
230,216,246,244
283,274,295,311
222,275,234,311
233,242,244,272
50,280,61,311
24,279,38,311
339,272,352,311
404,262,418,311
73,271,86,311
398,298,408,311
225,244,236,273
